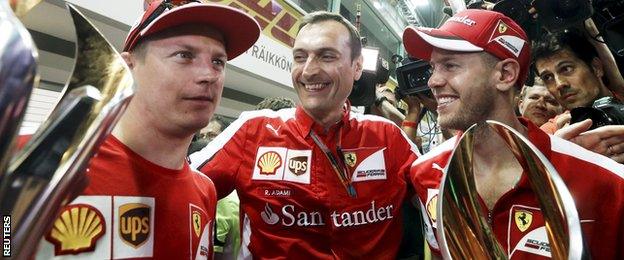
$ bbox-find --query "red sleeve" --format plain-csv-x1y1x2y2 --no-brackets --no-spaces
197,120,249,199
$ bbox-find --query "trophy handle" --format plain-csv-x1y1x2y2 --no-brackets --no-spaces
437,121,586,260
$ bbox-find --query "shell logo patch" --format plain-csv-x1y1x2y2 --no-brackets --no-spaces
258,151,283,175
426,194,438,222
47,204,105,255
515,209,533,232
119,203,151,248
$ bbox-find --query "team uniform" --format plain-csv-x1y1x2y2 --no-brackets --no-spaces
410,119,624,259
37,136,217,259
190,105,420,259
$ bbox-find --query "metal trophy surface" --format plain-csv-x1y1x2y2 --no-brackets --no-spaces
0,0,39,183
0,2,134,258
437,120,585,260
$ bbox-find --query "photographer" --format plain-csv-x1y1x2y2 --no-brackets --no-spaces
533,28,624,163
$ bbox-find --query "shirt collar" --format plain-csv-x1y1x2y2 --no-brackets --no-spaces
295,102,352,137
516,117,554,189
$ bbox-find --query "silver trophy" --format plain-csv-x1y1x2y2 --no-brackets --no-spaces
0,1,134,258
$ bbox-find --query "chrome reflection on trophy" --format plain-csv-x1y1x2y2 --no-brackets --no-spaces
0,3,134,258
437,120,585,260
9,0,43,17
0,0,39,181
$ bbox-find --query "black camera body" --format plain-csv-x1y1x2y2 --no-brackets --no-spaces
570,96,624,130
395,59,432,100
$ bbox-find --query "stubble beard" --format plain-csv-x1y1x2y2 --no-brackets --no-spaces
438,90,496,132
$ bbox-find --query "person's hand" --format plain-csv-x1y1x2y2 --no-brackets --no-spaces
555,111,571,129
556,120,624,163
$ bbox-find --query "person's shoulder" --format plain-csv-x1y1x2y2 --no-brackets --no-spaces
414,136,457,166
238,108,296,123
348,112,397,127
548,134,624,180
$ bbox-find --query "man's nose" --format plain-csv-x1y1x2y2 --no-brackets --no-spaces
554,74,569,92
197,60,221,86
428,69,445,90
301,57,320,79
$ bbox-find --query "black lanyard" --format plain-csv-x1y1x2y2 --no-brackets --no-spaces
310,130,357,198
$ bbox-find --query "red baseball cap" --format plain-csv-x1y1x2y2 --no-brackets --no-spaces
403,9,531,86
123,0,260,60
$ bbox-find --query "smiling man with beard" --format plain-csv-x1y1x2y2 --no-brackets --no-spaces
404,9,624,259
191,11,420,259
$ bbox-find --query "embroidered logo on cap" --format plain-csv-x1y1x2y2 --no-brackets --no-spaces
488,20,526,57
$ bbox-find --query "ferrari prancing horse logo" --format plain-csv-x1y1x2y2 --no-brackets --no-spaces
514,210,533,232
344,152,357,167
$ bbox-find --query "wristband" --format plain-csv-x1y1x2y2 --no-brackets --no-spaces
401,120,418,128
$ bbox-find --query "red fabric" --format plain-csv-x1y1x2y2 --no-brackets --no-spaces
192,105,420,259
403,9,531,86
38,135,217,259
410,119,624,259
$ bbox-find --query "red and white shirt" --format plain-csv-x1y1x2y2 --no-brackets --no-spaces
410,119,624,259
191,106,420,259
38,136,217,259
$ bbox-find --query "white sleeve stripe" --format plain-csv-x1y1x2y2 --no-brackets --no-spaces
349,113,422,156
549,135,624,179
189,108,296,169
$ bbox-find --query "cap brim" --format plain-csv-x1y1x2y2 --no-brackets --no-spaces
403,26,483,61
141,3,260,60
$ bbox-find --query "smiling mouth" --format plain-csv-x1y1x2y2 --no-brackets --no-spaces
302,82,331,92
437,96,458,107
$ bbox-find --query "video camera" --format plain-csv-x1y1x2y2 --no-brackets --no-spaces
570,96,624,130
395,58,432,100
348,47,390,106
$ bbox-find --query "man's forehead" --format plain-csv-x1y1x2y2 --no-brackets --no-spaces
535,48,579,71
430,48,480,62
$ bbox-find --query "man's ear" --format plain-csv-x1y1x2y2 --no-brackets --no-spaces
494,58,520,92
121,52,135,69
353,54,364,81
590,57,604,78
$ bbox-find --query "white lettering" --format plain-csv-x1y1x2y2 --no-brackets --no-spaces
282,205,295,226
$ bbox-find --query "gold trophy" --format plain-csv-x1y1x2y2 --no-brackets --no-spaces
437,121,586,259
0,2,134,258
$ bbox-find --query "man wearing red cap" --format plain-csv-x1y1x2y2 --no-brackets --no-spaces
37,1,260,258
191,11,420,259
405,9,624,259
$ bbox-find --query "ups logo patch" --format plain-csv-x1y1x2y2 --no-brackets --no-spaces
119,203,151,248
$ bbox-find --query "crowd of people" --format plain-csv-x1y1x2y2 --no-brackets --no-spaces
32,0,624,259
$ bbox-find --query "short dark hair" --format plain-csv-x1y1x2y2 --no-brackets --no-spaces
297,11,362,61
532,29,599,72
256,97,296,111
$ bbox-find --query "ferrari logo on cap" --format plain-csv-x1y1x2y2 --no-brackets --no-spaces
515,210,533,232
344,152,357,167
498,21,508,33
